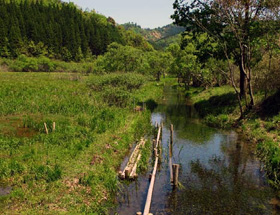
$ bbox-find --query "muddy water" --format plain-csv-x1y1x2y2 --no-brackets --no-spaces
111,86,279,215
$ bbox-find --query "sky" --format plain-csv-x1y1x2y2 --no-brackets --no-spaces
64,0,176,29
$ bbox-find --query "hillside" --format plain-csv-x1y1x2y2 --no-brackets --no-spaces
0,1,152,61
122,23,185,49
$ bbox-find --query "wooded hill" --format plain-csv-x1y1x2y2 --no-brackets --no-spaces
122,23,185,49
0,0,152,61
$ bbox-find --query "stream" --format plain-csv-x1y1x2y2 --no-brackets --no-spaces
110,86,279,215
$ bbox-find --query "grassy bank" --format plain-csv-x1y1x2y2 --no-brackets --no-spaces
186,85,280,189
0,72,163,214
0,56,96,74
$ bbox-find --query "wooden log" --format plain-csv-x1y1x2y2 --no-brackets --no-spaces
44,122,48,134
119,139,146,179
158,140,162,163
172,164,179,187
155,126,161,149
169,142,173,157
169,157,173,183
125,169,130,179
129,154,141,179
154,148,158,157
170,124,174,144
52,122,56,132
161,122,163,137
152,139,156,149
143,156,159,215
118,171,125,179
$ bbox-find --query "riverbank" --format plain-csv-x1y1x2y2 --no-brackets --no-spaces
112,83,277,215
185,85,280,191
0,72,163,214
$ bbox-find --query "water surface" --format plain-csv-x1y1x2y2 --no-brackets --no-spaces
111,86,278,215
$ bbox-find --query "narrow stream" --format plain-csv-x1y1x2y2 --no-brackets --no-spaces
111,86,279,215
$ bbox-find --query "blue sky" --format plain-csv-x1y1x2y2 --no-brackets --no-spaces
64,0,175,29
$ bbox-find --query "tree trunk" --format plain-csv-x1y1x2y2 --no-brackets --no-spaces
157,71,161,81
239,60,247,98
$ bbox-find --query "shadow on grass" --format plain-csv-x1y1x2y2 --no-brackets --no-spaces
194,92,238,117
257,90,280,119
145,99,158,112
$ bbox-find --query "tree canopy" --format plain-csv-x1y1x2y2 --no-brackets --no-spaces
172,0,280,113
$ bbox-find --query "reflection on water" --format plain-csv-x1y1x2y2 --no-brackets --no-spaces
111,86,278,215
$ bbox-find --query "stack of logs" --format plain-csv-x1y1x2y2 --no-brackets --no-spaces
118,138,146,180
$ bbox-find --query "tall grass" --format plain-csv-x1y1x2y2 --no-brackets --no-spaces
0,72,162,214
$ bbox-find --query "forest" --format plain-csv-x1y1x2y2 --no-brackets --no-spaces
1,0,280,214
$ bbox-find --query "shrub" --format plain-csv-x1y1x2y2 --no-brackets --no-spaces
87,73,147,92
101,87,131,107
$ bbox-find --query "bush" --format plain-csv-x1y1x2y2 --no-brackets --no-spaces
3,55,95,73
87,73,147,107
101,87,131,107
87,73,147,92
205,114,233,129
258,141,280,188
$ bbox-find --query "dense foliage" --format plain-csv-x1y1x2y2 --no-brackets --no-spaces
172,0,280,116
0,0,126,61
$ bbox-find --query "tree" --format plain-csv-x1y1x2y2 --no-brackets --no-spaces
93,43,148,74
144,51,173,81
172,0,280,113
167,43,201,89
0,1,129,61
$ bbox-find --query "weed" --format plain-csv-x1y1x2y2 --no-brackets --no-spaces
0,71,162,214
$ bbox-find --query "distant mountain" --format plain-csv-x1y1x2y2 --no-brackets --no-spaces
122,23,185,50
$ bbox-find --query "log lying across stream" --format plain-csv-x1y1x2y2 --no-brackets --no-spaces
119,138,146,180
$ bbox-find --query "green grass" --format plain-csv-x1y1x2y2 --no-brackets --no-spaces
0,72,163,214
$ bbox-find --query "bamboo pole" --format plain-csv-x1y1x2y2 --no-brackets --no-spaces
143,156,159,215
169,124,173,184
52,122,56,132
119,139,146,179
129,153,141,179
153,148,158,157
142,123,162,215
169,157,173,183
170,124,174,144
169,142,173,157
158,140,162,163
44,122,48,134
155,126,161,149
161,122,163,140
172,164,179,187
